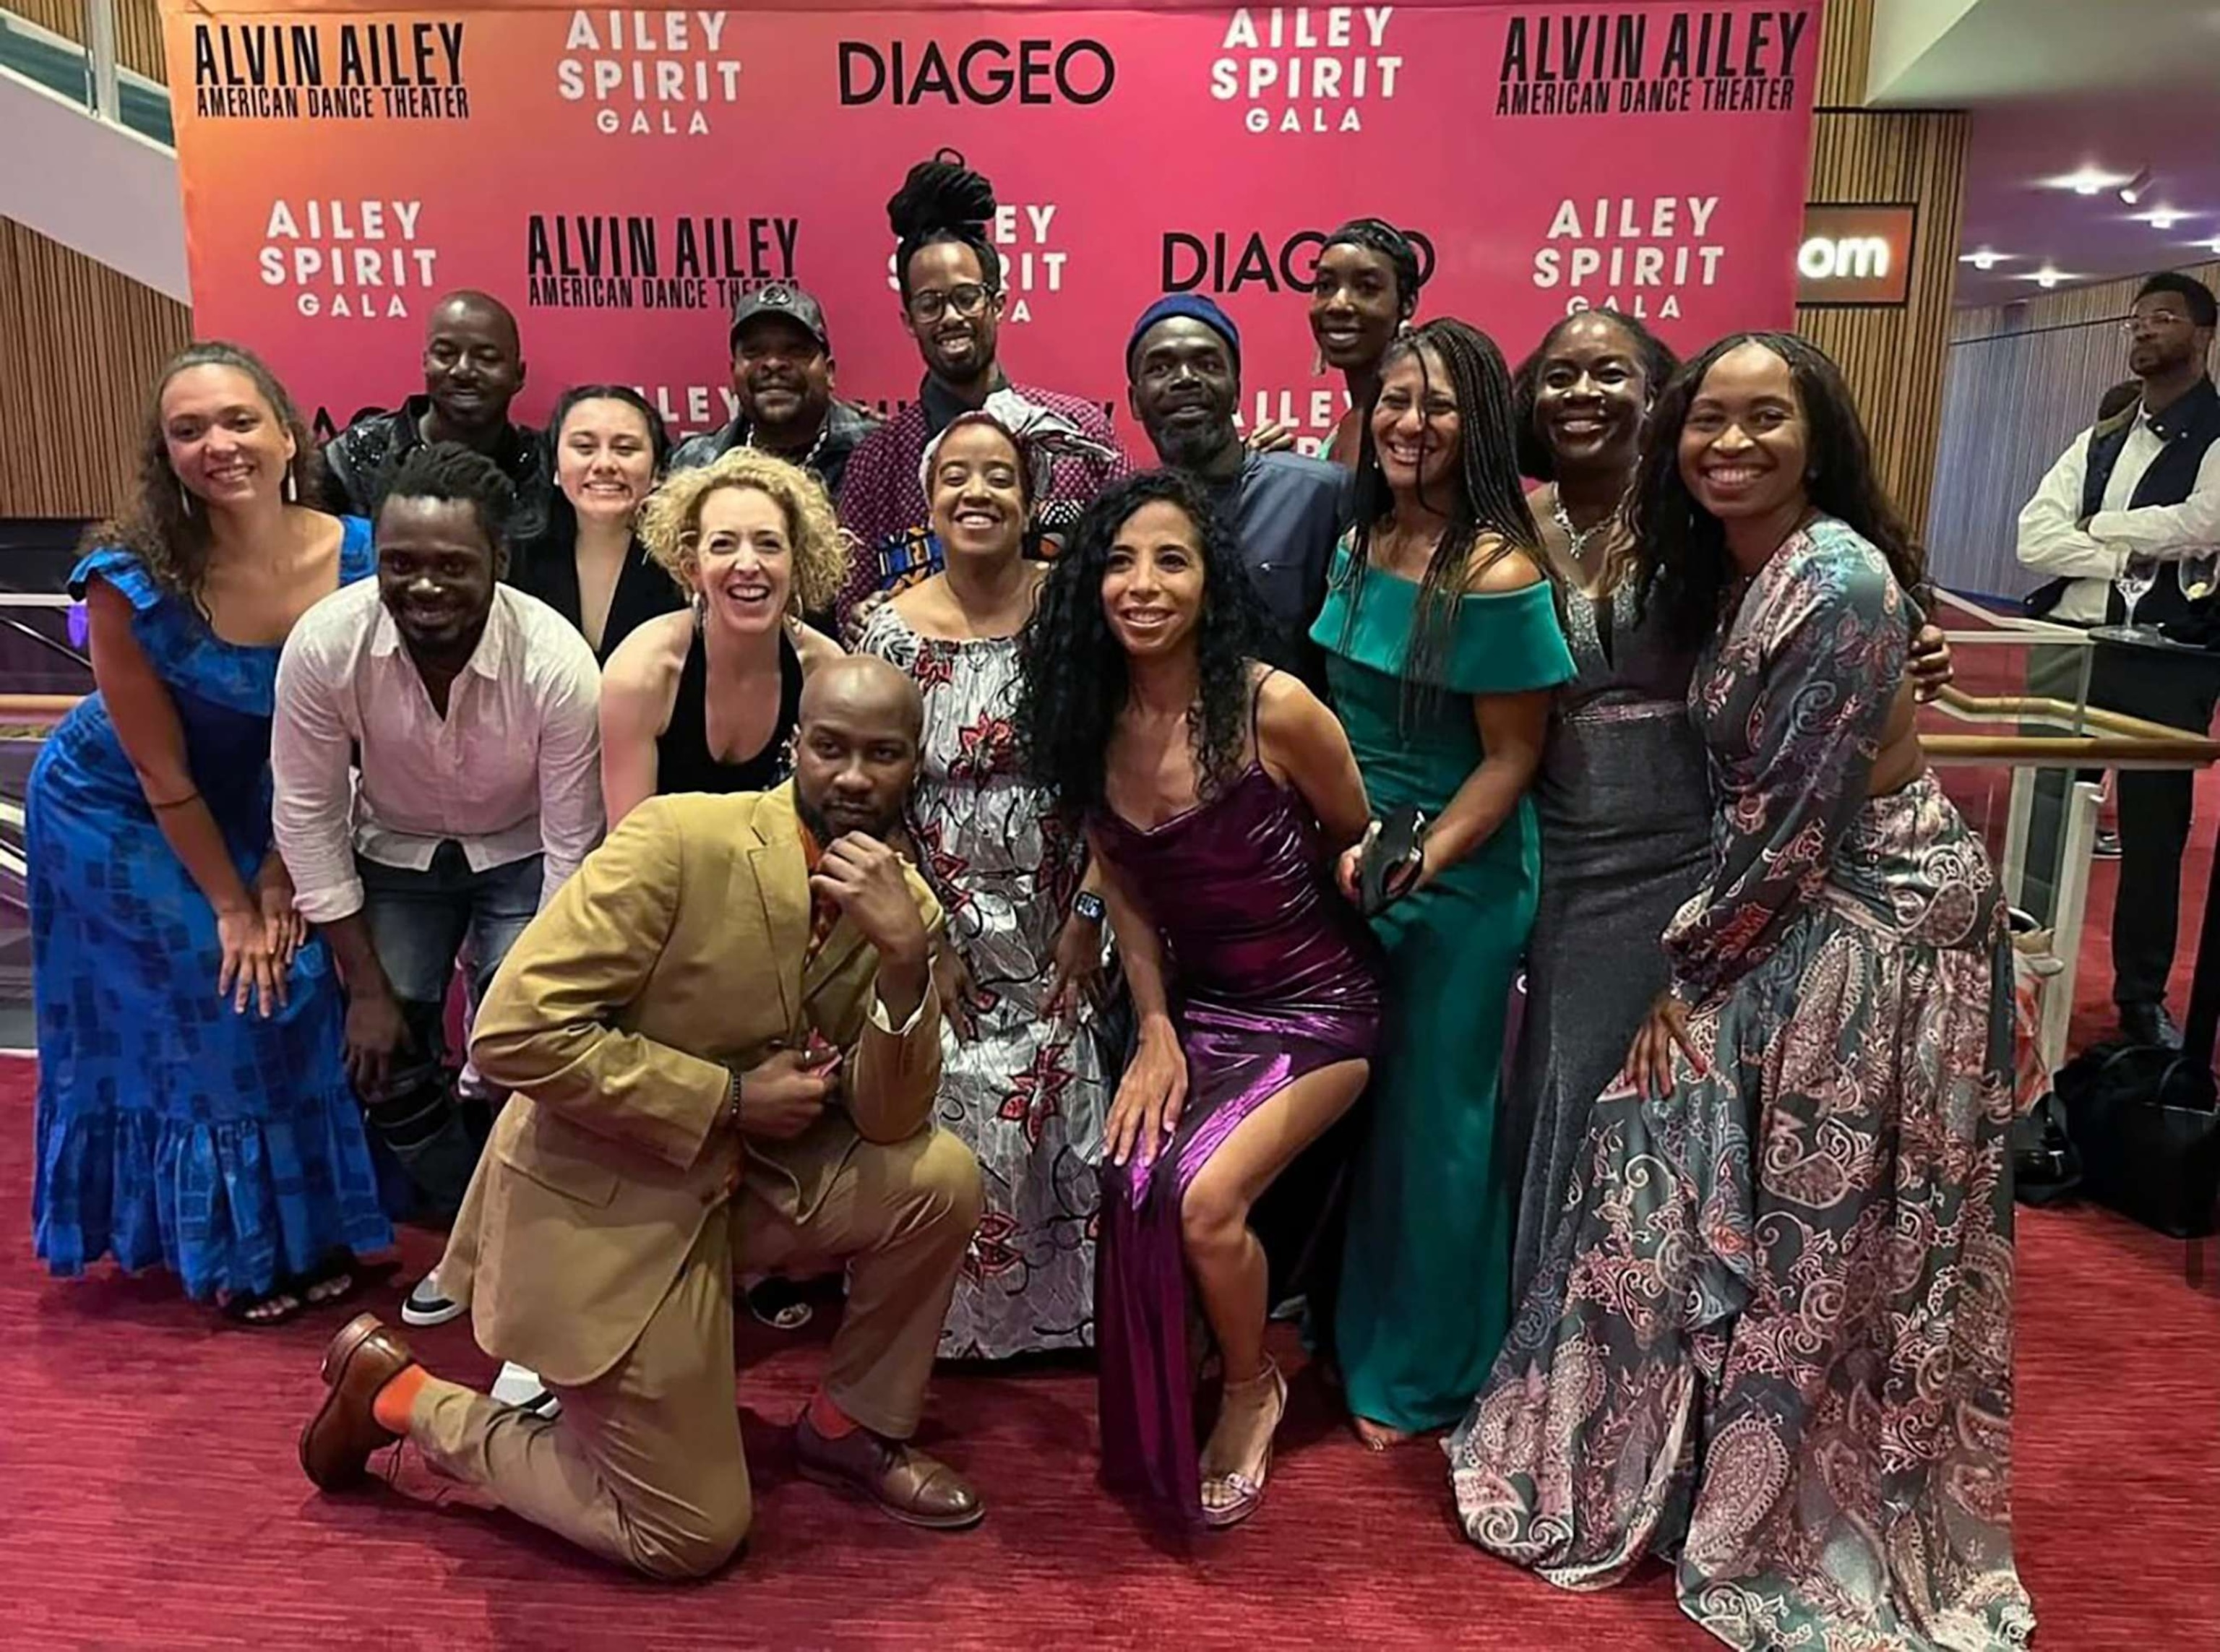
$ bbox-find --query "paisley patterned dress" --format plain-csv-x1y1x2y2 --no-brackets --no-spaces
858,605,1108,1358
1449,519,2034,1651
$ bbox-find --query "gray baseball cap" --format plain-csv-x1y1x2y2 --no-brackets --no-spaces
730,282,831,353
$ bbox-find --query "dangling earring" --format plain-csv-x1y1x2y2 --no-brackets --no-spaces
284,468,298,504
178,484,195,518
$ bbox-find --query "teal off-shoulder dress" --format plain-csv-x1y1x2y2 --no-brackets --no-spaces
1311,536,1575,1433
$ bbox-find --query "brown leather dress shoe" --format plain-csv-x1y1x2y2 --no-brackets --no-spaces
793,1413,984,1531
299,1312,416,1492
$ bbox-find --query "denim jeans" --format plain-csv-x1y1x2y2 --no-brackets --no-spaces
356,843,541,1218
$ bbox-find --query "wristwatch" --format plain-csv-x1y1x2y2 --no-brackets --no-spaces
1073,890,1107,924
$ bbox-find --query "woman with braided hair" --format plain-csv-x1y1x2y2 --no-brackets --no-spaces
1312,318,1573,1447
834,149,1127,637
1308,218,1426,466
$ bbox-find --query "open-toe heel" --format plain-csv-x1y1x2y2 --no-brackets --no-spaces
1200,1361,1288,1530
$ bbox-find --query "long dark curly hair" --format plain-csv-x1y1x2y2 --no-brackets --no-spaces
1627,331,1922,652
1015,470,1268,814
887,149,1002,299
90,340,322,605
1338,318,1541,722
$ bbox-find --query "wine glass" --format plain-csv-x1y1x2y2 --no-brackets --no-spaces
2180,547,2219,603
2117,556,2159,635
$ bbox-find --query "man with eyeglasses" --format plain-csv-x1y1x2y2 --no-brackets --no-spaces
832,152,1128,638
667,283,880,506
2018,270,2220,1047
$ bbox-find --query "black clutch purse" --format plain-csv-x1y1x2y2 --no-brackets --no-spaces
1355,806,1427,918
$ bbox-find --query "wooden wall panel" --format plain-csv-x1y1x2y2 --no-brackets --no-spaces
1794,0,1967,541
1927,260,2220,598
0,219,192,521
15,0,167,83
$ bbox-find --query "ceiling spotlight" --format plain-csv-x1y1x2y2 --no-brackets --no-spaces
2134,207,2188,231
1958,249,2011,270
2119,166,2156,205
2047,164,2130,195
2034,267,2068,289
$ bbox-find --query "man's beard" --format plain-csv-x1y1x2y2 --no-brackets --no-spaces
796,788,897,846
1153,414,1236,473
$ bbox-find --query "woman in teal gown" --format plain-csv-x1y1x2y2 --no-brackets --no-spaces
1312,319,1574,1445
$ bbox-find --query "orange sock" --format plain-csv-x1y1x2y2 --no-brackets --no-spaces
371,1364,429,1434
806,1387,861,1440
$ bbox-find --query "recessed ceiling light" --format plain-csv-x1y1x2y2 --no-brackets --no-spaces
2021,266,2078,289
2133,207,2190,231
2045,164,2132,195
1958,249,2013,270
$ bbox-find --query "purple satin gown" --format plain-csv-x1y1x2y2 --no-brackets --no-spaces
1090,762,1382,1523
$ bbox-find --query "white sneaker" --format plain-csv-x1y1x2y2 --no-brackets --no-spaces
491,1361,561,1420
400,1271,466,1328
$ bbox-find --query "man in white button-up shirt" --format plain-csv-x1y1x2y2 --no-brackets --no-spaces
274,444,603,1212
2016,272,2220,1046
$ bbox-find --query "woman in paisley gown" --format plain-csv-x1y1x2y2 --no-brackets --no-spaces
1449,333,2034,1652
30,343,390,1324
858,412,1109,1359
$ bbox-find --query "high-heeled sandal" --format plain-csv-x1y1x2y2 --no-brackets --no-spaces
1200,1360,1288,1530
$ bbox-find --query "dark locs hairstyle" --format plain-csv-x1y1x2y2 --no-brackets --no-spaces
887,149,1003,301
1510,308,1680,481
1627,330,1924,653
375,442,520,578
1014,469,1268,815
91,340,324,606
1341,318,1541,723
1320,217,1424,319
535,382,672,556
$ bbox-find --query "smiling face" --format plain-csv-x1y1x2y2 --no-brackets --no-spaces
1677,340,1810,523
1101,497,1208,661
555,397,657,527
1129,317,1241,471
1370,346,1461,496
1533,313,1648,476
160,363,296,512
733,314,833,436
375,494,498,655
421,296,524,434
689,484,793,637
928,421,1027,563
1309,241,1405,372
902,240,1004,387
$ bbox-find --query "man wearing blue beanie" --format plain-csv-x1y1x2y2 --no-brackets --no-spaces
1126,294,1347,687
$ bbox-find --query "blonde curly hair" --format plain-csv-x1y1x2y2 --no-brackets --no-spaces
637,448,853,617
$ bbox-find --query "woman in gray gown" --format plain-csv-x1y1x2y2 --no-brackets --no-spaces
1500,311,1703,1308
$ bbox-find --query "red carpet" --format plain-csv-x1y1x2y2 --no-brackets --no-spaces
3,1062,2216,1648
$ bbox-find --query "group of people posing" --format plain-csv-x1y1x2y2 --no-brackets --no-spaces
30,149,2047,1651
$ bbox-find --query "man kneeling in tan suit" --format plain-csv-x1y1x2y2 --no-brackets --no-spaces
299,657,986,1578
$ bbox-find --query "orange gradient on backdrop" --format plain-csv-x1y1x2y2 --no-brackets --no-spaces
163,0,1820,447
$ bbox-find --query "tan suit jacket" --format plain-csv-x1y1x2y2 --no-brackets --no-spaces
465,784,944,1388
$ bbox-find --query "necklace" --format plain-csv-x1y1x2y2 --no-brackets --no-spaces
1551,488,1606,564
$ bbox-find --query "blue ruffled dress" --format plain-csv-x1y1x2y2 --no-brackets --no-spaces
29,526,392,1300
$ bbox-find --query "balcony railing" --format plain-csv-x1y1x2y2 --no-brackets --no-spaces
0,0,170,145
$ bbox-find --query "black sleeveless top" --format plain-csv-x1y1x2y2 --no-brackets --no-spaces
655,619,804,796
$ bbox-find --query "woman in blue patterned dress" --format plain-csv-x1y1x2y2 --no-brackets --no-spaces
1450,335,2031,1650
30,343,391,1324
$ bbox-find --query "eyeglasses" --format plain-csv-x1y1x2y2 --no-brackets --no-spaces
907,283,994,324
2123,310,2192,332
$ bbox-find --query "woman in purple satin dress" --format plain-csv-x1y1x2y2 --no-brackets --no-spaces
1015,471,1382,1529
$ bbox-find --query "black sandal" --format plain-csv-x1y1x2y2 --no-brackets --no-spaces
221,1286,303,1327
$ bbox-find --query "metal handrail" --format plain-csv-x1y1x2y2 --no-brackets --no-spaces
82,0,116,119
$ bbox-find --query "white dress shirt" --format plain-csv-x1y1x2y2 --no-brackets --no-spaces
273,580,605,925
2016,401,2220,624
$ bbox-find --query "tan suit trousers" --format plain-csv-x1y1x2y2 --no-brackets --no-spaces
408,1128,981,1579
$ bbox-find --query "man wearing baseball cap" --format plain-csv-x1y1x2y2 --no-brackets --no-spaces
1127,293,1347,688
668,283,881,504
